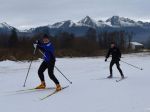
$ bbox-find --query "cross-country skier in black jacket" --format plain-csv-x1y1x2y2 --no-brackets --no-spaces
105,42,124,78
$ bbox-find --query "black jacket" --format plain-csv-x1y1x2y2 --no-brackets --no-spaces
106,47,121,61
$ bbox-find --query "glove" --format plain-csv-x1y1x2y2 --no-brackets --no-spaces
33,43,37,48
105,58,107,62
34,40,40,44
33,40,41,48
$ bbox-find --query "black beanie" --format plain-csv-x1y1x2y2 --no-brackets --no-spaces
110,42,115,45
43,34,49,39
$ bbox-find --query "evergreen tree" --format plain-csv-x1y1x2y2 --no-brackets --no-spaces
9,28,18,48
86,28,97,41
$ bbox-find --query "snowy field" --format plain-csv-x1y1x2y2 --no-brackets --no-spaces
0,53,150,112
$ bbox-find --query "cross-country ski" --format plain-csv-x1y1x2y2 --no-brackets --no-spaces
40,86,69,100
116,77,128,82
7,87,56,93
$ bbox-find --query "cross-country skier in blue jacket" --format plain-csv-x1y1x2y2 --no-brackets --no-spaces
34,34,61,91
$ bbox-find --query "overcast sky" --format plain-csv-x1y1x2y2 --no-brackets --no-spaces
0,0,150,29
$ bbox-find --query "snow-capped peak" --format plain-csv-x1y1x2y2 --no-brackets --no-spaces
106,16,141,27
50,20,76,28
97,20,111,27
0,22,14,29
78,16,98,28
137,21,150,27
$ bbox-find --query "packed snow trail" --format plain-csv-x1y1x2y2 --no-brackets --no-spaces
0,53,150,112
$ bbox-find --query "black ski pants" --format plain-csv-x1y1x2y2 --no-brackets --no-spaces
38,61,59,85
109,60,124,76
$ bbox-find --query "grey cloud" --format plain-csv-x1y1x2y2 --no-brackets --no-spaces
0,0,149,29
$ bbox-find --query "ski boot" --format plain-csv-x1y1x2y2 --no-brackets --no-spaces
121,75,125,79
107,75,113,79
56,84,62,91
35,82,46,89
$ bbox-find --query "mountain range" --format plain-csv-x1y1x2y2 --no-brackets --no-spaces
0,16,150,43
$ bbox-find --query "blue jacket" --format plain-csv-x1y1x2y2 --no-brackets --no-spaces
38,42,56,62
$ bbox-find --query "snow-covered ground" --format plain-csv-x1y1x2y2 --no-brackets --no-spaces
0,53,150,112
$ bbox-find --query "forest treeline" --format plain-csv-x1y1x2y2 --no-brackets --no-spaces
0,28,140,61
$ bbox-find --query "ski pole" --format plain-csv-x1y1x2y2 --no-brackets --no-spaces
54,66,72,84
23,60,33,87
120,60,143,70
23,45,37,87
38,49,72,84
